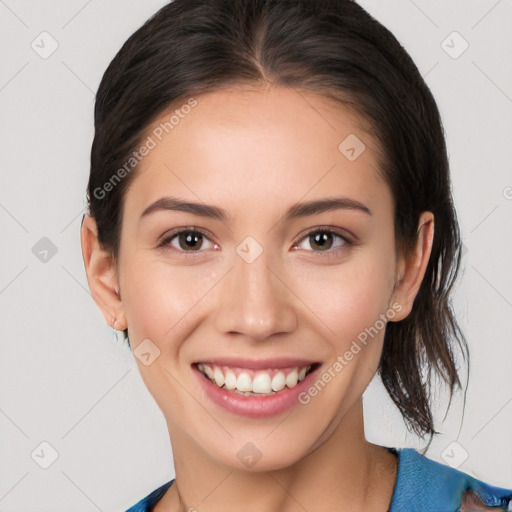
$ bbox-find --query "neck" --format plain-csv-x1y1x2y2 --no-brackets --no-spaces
157,400,397,512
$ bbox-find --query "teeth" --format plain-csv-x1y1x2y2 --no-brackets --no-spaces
204,364,214,380
285,368,298,388
271,372,286,392
237,372,253,392
197,363,312,394
253,373,272,394
214,366,225,387
224,370,236,390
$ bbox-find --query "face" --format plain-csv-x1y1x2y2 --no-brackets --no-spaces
82,84,431,472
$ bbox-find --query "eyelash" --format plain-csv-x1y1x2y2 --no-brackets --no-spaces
157,226,354,259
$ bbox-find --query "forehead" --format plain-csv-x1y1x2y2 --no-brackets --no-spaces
124,85,388,218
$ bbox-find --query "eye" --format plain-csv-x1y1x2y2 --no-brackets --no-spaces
293,228,352,255
158,226,353,258
158,227,218,255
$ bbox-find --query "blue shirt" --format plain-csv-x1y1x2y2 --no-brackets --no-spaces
126,447,512,511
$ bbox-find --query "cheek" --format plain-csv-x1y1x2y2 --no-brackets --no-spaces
120,258,223,347
293,248,396,350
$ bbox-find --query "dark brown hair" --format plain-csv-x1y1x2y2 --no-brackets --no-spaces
87,0,468,440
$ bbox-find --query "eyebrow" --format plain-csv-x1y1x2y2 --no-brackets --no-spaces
140,196,372,222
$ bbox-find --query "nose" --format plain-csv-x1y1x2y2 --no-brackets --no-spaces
215,246,297,342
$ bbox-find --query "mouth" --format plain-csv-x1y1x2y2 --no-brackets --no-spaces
193,361,321,396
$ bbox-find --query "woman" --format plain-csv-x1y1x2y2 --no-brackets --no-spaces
80,0,511,510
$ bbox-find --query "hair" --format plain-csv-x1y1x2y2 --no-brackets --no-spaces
86,0,468,441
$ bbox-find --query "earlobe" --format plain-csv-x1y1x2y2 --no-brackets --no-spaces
80,215,127,330
389,212,435,322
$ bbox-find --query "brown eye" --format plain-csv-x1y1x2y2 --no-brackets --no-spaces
159,228,216,254
296,229,350,253
176,231,204,251
309,231,335,251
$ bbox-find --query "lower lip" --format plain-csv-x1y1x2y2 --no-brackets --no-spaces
192,364,322,418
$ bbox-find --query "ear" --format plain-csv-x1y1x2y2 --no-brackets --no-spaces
389,211,434,321
80,214,127,330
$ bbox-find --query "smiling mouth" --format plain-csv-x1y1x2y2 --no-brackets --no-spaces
194,362,321,396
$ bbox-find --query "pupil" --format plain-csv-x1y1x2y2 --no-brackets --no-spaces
178,231,332,251
180,232,202,250
311,232,332,251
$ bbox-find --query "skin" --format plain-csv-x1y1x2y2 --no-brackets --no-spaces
81,83,434,511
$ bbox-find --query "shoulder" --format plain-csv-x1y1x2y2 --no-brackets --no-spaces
124,452,512,512
389,448,512,512
125,479,174,512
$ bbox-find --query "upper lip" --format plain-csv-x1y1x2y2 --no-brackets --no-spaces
192,358,320,370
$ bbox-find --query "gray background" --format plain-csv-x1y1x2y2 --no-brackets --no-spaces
1,0,511,510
